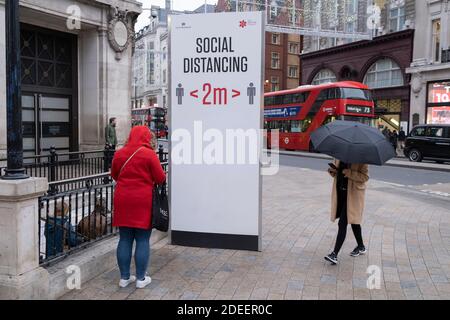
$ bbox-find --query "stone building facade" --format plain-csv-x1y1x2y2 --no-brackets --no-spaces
132,4,216,110
406,0,450,127
302,0,416,53
264,32,302,92
0,0,141,158
301,29,414,131
301,0,417,132
133,7,169,110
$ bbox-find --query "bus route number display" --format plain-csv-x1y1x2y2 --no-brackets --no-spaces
346,105,371,115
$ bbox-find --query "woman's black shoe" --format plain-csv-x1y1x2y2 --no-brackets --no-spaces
350,246,366,257
324,252,338,265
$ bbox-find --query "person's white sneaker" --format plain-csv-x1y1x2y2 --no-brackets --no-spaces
136,276,152,289
119,275,136,288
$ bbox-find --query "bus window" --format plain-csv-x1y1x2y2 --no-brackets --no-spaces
316,90,329,102
327,88,339,99
340,88,371,100
273,95,283,105
341,115,374,126
291,120,302,132
264,96,274,106
323,116,336,126
301,117,313,132
302,90,327,131
292,93,301,103
266,120,305,133
292,92,310,103
283,94,293,104
265,91,311,106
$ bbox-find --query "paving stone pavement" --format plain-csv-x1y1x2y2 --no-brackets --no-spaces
60,166,450,300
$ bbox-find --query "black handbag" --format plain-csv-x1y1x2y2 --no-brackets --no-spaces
152,183,169,232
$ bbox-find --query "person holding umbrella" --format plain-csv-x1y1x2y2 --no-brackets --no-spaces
325,159,369,264
310,120,396,265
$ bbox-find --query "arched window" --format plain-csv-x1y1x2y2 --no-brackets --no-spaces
363,58,404,89
311,69,337,85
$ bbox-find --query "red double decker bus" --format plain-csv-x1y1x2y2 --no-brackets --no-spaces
264,81,375,151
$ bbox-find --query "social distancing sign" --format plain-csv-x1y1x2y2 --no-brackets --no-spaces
169,11,264,251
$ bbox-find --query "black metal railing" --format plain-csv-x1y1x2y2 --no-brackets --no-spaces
0,146,114,183
38,173,115,266
1,145,168,194
38,159,169,266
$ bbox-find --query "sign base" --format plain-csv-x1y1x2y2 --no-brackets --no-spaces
171,230,259,251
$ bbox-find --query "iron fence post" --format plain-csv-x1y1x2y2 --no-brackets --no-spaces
48,146,57,195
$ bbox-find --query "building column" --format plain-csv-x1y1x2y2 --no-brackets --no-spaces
79,27,102,150
439,1,449,51
79,21,133,150
104,34,132,145
0,177,49,299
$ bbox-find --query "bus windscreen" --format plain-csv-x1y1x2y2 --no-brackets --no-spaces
340,88,372,101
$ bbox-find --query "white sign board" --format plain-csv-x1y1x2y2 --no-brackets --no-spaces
169,11,264,251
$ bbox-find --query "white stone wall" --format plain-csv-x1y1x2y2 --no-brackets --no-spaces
407,0,450,128
410,0,449,67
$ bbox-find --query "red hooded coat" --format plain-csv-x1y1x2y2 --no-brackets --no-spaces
111,126,166,230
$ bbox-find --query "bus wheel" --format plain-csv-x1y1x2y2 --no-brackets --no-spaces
408,149,422,162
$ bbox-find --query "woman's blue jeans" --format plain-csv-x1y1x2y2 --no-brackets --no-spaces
117,227,152,281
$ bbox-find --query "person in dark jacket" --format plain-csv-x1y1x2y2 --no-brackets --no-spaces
105,117,118,149
390,130,398,152
111,126,166,289
398,127,406,150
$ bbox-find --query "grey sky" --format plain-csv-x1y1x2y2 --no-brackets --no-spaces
135,0,218,31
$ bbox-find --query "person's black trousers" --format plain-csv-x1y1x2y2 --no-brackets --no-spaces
333,189,364,255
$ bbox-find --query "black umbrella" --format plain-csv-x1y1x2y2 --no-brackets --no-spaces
310,120,396,165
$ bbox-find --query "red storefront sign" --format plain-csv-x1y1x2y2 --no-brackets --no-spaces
428,81,450,103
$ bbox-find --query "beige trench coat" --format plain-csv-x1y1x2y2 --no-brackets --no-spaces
330,160,369,225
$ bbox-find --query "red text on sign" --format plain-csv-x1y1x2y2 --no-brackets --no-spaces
202,83,228,105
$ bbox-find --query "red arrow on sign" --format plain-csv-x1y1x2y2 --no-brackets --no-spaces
190,90,199,98
232,89,240,98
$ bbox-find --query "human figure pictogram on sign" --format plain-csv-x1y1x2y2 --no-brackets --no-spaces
176,83,184,105
247,82,256,105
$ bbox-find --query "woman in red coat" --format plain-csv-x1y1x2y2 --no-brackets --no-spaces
111,126,166,289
